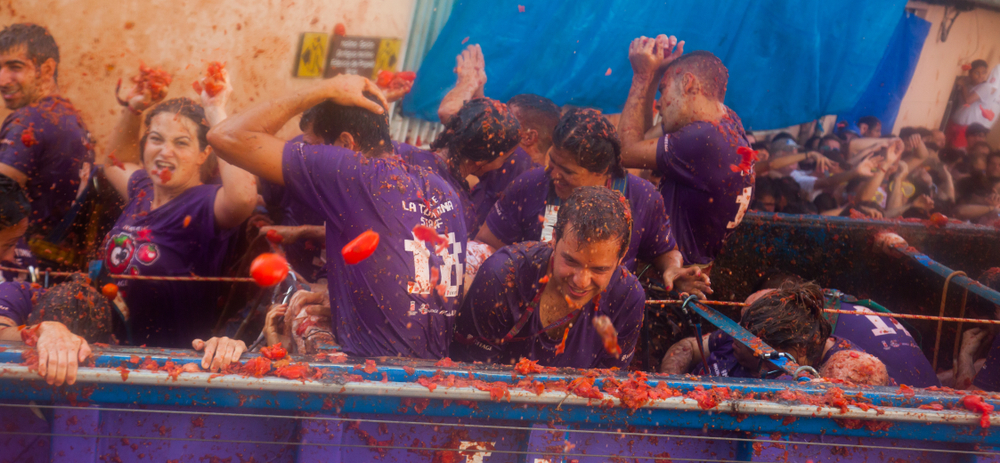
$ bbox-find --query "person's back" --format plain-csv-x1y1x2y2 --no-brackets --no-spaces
0,24,93,251
284,141,469,358
823,292,939,387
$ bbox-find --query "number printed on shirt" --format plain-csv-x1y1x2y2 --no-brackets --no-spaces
404,231,464,298
855,305,911,337
727,187,753,229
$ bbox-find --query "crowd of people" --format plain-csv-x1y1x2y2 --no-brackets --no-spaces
0,23,999,395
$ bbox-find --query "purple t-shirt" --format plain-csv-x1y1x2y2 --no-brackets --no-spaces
485,168,676,271
831,302,939,387
260,137,327,282
0,238,36,283
693,333,860,379
655,110,753,265
470,146,538,229
0,96,94,236
102,170,235,348
396,143,478,239
0,281,35,326
450,242,645,369
282,141,469,359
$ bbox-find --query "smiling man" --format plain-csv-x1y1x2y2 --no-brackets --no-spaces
452,186,645,369
0,24,93,266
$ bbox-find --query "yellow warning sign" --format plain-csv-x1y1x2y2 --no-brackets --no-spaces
296,32,328,78
371,38,402,80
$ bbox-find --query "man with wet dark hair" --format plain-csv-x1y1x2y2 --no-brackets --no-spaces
619,35,754,266
400,97,521,236
452,186,645,369
661,281,886,385
507,93,561,165
752,271,938,387
431,45,538,230
211,75,468,360
0,23,93,268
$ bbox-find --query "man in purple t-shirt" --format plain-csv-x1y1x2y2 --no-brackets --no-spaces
619,35,753,265
452,187,645,369
209,76,468,359
0,25,94,257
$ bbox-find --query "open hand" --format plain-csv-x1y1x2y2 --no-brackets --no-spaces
454,44,487,89
192,336,246,372
664,266,712,300
322,74,388,115
35,322,92,386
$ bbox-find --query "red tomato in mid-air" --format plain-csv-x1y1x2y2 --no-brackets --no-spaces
250,253,289,287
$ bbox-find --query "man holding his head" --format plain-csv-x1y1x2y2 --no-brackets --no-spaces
618,35,754,267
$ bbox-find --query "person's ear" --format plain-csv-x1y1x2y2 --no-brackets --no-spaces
522,128,539,147
38,58,57,83
682,73,698,96
198,145,212,165
336,132,357,151
858,123,869,135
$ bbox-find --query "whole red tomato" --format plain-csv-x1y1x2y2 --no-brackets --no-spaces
250,253,289,286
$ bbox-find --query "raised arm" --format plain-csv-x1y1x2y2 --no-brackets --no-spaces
198,69,258,229
620,35,684,170
207,75,386,186
856,139,903,205
99,76,166,198
437,44,487,124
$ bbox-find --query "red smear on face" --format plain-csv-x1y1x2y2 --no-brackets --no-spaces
101,283,119,300
334,23,347,36
981,106,995,122
260,342,287,360
265,229,283,244
20,123,36,147
592,315,621,356
412,225,449,253
342,229,380,264
250,253,289,287
961,394,994,428
729,146,758,176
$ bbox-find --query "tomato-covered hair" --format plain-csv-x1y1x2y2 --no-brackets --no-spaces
28,274,115,344
430,97,520,164
661,50,728,102
739,281,831,367
0,23,59,82
553,186,632,259
552,108,625,179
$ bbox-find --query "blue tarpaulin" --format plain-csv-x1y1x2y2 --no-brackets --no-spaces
836,13,931,136
402,0,908,130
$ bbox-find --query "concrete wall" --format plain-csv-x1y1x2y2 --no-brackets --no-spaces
0,0,415,145
894,2,1000,145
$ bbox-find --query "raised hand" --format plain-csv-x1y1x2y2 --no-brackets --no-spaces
454,44,487,90
322,74,387,115
197,68,232,110
629,35,684,78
